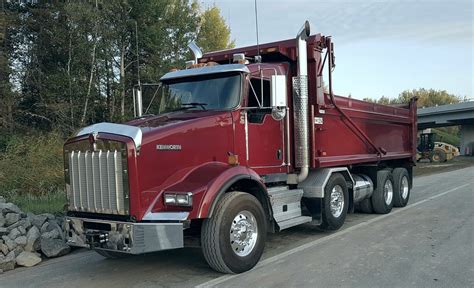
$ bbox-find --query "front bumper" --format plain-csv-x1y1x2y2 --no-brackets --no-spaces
65,217,184,254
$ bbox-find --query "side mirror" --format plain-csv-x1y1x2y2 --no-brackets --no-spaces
270,75,287,107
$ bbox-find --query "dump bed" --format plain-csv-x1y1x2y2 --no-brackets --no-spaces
311,94,417,168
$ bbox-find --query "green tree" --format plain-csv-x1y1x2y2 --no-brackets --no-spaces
365,88,464,108
196,5,235,53
397,88,463,108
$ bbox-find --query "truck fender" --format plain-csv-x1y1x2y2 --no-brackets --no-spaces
298,167,355,213
196,166,272,220
298,168,354,197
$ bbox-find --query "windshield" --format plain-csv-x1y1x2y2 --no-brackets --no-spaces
145,73,241,115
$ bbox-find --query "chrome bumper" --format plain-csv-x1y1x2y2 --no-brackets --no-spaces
65,217,184,254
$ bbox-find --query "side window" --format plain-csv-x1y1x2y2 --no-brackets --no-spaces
248,78,271,108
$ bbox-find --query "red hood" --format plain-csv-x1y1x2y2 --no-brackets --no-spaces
126,110,227,129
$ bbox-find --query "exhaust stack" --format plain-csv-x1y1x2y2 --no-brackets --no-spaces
294,21,310,183
188,42,203,64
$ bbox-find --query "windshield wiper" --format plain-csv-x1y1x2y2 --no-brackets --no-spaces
181,102,208,110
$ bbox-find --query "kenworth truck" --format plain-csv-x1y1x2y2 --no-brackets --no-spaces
64,22,417,273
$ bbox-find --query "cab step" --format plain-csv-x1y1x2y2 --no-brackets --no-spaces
277,216,312,231
267,186,311,230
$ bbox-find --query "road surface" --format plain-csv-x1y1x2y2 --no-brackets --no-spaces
1,166,473,288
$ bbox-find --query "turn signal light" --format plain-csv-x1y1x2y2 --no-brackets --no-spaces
164,192,193,206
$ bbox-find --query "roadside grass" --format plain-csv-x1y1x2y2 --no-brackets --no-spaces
4,190,67,215
0,131,66,214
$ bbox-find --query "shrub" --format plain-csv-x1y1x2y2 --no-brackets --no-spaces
0,132,65,197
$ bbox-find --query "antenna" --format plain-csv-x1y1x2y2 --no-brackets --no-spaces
254,0,260,59
135,21,140,86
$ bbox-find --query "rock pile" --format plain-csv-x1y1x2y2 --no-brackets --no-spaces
0,196,70,273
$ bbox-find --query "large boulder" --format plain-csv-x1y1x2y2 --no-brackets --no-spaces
0,227,7,236
25,226,41,252
8,227,21,240
15,251,42,267
5,213,21,226
41,229,60,240
0,203,21,214
40,238,70,258
0,214,5,227
32,214,48,229
7,218,31,232
14,235,27,246
3,236,17,251
0,241,8,256
0,251,16,272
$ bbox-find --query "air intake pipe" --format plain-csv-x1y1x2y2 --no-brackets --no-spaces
294,21,310,183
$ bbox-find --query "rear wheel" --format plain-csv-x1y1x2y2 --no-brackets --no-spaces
201,192,266,274
392,168,410,207
320,173,349,230
371,170,394,214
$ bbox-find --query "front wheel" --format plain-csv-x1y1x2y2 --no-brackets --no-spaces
320,173,349,230
201,192,266,274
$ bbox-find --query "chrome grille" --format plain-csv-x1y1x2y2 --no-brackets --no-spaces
68,150,127,215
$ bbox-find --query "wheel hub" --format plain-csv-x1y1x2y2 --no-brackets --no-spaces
330,185,344,218
230,210,258,257
401,176,409,199
384,180,394,205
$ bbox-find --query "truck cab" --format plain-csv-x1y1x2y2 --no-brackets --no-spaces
64,21,417,274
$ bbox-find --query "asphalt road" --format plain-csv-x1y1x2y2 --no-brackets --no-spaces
2,166,473,288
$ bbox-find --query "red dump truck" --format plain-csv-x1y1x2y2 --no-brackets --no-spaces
64,21,417,273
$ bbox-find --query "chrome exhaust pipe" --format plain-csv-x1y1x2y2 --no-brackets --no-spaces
188,42,203,64
294,21,310,183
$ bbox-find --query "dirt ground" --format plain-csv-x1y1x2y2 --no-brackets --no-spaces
413,156,474,176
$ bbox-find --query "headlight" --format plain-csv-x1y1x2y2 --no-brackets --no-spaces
164,192,193,206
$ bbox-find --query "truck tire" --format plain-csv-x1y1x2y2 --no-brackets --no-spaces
371,169,394,214
392,168,410,207
95,250,128,259
431,149,447,162
359,198,373,213
320,173,349,230
201,192,266,274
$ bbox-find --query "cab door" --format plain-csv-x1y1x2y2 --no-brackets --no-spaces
244,77,286,173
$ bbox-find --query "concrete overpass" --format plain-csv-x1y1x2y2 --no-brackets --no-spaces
417,101,474,156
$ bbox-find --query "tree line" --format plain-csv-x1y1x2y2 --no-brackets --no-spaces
363,88,468,108
0,0,234,135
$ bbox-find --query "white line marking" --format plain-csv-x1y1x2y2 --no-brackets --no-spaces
196,183,471,288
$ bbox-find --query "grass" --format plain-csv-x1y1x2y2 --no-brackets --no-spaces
4,190,67,215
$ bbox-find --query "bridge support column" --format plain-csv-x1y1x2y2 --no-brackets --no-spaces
460,124,474,156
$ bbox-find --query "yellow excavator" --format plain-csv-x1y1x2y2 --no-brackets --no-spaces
417,132,460,162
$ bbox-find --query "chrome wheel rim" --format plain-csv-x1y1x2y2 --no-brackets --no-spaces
401,176,409,199
330,185,344,218
384,180,394,205
230,210,258,257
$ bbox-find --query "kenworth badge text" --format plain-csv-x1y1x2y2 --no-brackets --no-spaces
64,22,417,273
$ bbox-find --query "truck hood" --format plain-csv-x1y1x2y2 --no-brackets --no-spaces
127,110,227,129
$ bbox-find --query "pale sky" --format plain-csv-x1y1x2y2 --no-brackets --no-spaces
200,0,473,100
